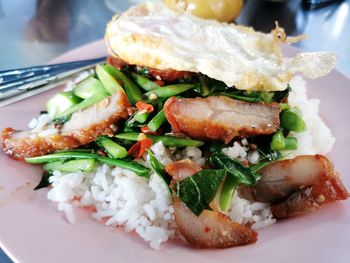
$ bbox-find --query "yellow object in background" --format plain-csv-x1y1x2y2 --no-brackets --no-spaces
163,0,243,22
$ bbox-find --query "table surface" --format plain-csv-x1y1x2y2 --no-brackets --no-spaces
0,0,349,262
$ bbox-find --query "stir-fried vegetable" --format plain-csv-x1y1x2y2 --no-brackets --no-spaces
219,175,239,212
56,91,109,119
134,112,150,123
96,136,128,159
95,64,122,94
21,59,304,212
210,152,261,186
281,108,306,132
44,159,96,173
175,169,226,216
284,136,298,150
270,130,285,151
198,74,210,96
209,151,261,212
73,76,106,99
47,91,82,118
147,110,167,132
213,92,261,103
145,84,195,98
25,151,150,177
270,130,298,151
147,150,171,192
104,64,142,104
131,72,160,91
115,132,204,147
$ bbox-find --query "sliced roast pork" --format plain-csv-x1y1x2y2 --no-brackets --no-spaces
166,159,257,248
164,96,280,144
251,155,349,218
2,90,130,160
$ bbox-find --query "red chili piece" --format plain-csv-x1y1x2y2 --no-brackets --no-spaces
128,138,153,159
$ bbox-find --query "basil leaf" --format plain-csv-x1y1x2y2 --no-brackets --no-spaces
209,152,260,185
175,169,226,216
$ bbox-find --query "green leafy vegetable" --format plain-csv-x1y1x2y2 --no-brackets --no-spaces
209,152,261,186
209,152,261,212
175,169,226,216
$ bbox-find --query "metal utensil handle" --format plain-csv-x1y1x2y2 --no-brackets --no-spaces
0,56,107,107
0,56,106,84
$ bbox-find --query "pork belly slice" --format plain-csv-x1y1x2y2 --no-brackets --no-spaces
166,159,257,248
164,96,280,144
2,90,130,160
251,155,349,218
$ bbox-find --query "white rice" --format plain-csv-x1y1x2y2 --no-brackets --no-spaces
47,76,335,249
229,192,276,230
48,164,175,250
222,140,260,164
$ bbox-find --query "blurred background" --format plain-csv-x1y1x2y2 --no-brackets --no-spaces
0,0,349,261
0,0,349,77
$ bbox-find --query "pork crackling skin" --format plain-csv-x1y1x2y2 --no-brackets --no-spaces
164,96,281,144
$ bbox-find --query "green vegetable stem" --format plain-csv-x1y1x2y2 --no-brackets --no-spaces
25,151,150,177
144,84,195,98
44,159,96,173
147,110,167,132
96,136,128,159
95,64,123,94
104,64,142,105
131,72,160,91
115,132,204,147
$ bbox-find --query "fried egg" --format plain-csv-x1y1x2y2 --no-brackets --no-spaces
105,1,336,91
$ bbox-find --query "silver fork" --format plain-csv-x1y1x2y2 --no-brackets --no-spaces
0,56,106,107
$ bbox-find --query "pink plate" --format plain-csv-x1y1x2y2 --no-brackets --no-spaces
0,40,349,263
